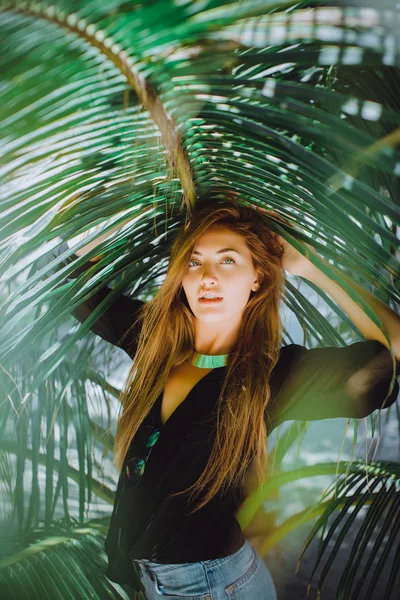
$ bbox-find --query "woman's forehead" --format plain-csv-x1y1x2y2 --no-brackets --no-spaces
194,225,245,247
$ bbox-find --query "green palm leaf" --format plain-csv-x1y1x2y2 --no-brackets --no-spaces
295,460,400,600
239,460,399,598
0,1,399,598
0,519,140,599
0,337,119,532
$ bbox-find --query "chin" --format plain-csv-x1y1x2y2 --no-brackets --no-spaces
195,312,227,323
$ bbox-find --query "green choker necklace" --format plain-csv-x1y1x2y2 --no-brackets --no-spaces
189,351,228,368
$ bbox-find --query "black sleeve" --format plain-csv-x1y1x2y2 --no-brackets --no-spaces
36,240,145,359
267,340,399,431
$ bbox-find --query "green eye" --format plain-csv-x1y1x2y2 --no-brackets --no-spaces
188,258,235,267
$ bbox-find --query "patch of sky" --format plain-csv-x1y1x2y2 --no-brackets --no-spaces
319,46,340,65
348,215,362,228
358,8,379,22
317,7,343,24
384,33,396,50
383,47,395,66
262,79,276,98
344,30,357,44
382,216,393,228
359,32,381,49
342,46,363,65
361,101,382,121
341,98,359,116
268,26,288,45
316,26,343,43
240,30,268,48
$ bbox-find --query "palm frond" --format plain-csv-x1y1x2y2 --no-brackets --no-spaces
295,459,400,600
0,518,138,599
0,1,399,598
1,0,399,365
241,459,399,598
0,338,119,530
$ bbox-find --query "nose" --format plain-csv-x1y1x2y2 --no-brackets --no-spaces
200,267,218,285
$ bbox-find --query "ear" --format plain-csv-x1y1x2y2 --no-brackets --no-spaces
251,268,263,292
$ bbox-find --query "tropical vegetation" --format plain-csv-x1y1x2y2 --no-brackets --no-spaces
0,1,399,598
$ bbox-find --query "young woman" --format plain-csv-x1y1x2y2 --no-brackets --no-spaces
44,198,399,599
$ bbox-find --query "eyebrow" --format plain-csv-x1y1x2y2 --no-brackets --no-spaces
191,248,241,256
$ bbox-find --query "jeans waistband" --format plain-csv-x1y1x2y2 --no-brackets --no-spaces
133,539,250,574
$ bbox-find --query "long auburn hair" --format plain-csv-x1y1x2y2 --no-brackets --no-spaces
114,197,286,514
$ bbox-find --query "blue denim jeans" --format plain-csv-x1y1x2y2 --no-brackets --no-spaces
131,539,278,599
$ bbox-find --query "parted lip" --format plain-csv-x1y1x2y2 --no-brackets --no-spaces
198,292,223,299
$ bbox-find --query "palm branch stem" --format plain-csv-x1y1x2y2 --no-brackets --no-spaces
2,1,196,211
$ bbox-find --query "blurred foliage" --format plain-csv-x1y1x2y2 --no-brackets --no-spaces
0,0,399,598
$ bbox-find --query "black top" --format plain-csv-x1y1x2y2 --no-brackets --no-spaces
38,241,399,591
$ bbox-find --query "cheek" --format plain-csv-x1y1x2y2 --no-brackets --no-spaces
181,274,191,288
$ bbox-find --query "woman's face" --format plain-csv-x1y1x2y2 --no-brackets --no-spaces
181,226,260,323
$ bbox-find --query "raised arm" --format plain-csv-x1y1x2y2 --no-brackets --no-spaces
267,340,399,434
37,231,145,359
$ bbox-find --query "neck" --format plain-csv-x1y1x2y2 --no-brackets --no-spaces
193,320,240,359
